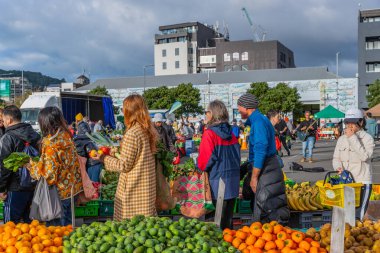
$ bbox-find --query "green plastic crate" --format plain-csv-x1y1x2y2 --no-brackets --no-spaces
75,201,99,217
99,200,114,217
238,200,252,214
0,202,3,220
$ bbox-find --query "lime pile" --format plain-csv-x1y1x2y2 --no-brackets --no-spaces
63,215,236,253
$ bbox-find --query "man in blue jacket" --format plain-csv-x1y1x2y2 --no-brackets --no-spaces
238,93,289,224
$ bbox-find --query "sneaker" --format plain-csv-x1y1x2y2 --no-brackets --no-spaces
300,158,305,163
308,158,313,163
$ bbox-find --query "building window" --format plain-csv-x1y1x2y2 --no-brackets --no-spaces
178,36,187,42
162,62,167,70
366,37,380,50
363,16,380,23
224,65,232,72
162,49,166,57
188,48,193,54
280,52,286,62
242,64,249,71
175,48,180,56
188,61,193,67
212,57,215,63
366,62,380,72
232,65,240,71
242,52,248,61
233,52,239,61
175,61,180,69
224,53,231,62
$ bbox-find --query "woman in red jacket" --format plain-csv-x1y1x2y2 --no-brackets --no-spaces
198,100,241,229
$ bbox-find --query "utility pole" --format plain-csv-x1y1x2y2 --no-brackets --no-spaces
21,70,24,98
336,52,340,110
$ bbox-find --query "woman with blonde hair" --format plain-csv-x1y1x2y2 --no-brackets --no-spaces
94,94,158,220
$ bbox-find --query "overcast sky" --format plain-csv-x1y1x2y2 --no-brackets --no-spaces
0,0,378,82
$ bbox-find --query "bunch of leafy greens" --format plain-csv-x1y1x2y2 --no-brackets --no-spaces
3,152,39,172
101,170,119,185
155,142,175,179
170,158,195,180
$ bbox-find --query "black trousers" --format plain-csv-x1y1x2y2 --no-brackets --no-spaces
212,198,236,230
279,135,290,155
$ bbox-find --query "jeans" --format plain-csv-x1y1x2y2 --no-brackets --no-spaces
302,136,315,159
87,164,103,182
356,184,372,221
4,191,34,223
47,197,76,226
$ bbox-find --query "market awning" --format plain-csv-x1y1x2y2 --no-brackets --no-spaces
366,103,380,117
314,105,345,119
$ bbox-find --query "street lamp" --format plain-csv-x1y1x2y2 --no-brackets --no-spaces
143,64,154,92
206,72,211,103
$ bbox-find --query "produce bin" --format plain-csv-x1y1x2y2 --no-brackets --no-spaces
99,200,114,217
316,180,362,207
238,199,252,214
289,210,332,229
75,201,99,217
0,201,3,220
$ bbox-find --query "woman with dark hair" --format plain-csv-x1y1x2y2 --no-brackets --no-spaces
333,108,374,220
197,100,240,229
28,106,83,225
93,94,158,220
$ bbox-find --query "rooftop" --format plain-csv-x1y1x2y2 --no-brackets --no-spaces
360,9,380,18
77,66,338,91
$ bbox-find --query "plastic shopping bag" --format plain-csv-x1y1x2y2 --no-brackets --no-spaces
77,155,97,204
29,178,62,222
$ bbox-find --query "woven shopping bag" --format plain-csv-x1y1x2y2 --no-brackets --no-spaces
172,172,214,218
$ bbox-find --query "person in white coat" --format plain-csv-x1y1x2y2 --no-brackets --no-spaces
333,108,374,220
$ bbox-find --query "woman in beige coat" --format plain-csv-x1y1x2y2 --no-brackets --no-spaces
94,94,158,220
333,108,374,220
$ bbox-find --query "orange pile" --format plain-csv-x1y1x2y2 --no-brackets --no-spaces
223,221,327,253
0,220,72,253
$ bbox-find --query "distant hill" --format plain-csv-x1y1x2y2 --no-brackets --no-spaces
0,69,65,88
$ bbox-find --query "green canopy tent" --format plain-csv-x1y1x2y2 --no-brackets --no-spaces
314,105,345,119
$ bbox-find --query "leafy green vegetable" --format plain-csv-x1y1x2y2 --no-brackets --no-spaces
170,158,195,180
100,170,119,185
3,152,39,172
155,142,175,180
85,132,118,147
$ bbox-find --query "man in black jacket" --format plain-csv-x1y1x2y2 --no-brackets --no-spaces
163,120,177,145
0,105,40,223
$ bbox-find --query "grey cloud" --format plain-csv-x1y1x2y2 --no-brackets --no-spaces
0,0,378,81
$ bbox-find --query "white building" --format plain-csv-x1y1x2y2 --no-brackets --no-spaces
77,67,359,119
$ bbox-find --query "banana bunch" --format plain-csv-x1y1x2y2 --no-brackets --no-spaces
286,182,325,211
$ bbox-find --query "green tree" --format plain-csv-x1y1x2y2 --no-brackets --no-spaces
171,83,203,117
367,79,380,108
88,86,110,96
247,82,302,114
142,83,203,117
143,86,174,109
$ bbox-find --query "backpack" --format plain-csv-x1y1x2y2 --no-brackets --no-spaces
19,142,39,189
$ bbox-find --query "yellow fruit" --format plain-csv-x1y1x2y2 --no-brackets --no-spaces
98,150,104,155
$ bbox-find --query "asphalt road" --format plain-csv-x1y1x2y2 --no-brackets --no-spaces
242,139,380,184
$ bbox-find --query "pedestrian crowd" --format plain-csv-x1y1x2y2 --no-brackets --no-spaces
0,92,374,231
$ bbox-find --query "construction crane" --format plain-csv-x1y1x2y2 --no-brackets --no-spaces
241,7,266,42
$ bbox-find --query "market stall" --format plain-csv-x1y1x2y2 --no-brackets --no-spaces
314,105,345,140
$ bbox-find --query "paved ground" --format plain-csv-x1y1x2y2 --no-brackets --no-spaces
242,139,380,184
